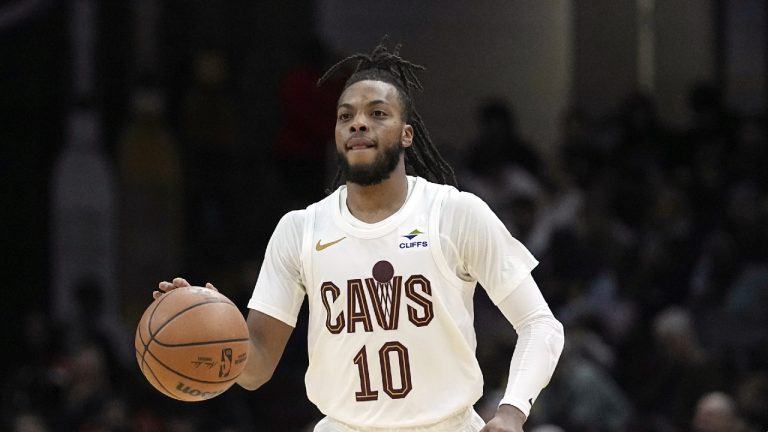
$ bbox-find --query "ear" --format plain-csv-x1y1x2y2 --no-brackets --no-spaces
402,124,414,148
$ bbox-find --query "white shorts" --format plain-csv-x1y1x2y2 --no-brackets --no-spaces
313,407,486,432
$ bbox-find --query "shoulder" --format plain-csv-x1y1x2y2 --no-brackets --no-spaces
437,186,509,245
264,209,307,262
418,178,481,209
441,187,497,220
277,208,307,230
271,209,308,245
412,177,498,222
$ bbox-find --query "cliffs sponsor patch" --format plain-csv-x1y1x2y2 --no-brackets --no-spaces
399,228,428,250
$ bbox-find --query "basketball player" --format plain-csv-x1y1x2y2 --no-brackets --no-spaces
158,40,564,432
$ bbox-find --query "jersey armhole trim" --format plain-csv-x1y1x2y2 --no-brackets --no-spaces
428,187,466,288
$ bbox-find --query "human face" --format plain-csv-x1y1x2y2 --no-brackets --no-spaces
335,80,413,185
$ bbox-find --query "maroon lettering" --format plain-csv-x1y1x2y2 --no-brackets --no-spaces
353,346,378,401
321,282,344,334
379,341,412,399
405,275,434,327
347,279,373,333
320,273,434,333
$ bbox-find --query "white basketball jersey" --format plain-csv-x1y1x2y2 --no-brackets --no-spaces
299,177,482,428
250,175,540,427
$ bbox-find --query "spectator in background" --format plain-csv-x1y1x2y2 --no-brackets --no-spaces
179,51,238,267
735,371,768,429
59,345,112,431
631,181,698,314
528,327,632,431
274,36,342,204
691,392,749,432
632,307,722,431
720,247,768,371
726,116,768,190
2,311,65,430
11,412,49,432
69,279,132,379
559,106,605,190
181,51,238,157
529,426,564,432
462,100,545,210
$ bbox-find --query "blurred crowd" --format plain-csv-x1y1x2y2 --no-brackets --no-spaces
4,41,767,431
465,85,768,432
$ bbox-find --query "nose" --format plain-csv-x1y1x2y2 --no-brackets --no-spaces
349,114,368,133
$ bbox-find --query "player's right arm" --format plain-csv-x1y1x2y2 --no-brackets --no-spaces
236,310,294,390
239,210,308,390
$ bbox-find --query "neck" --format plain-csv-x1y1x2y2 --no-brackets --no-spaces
345,161,408,224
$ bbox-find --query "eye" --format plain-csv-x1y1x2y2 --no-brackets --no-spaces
337,112,352,121
372,110,387,117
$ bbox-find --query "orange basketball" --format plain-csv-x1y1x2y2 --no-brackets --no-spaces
134,286,249,402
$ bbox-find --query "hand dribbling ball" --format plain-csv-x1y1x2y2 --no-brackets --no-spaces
135,286,249,401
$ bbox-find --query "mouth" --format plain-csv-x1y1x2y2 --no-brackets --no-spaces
346,137,376,151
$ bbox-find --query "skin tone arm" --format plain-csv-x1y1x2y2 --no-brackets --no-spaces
155,278,294,391
481,405,526,432
237,310,294,390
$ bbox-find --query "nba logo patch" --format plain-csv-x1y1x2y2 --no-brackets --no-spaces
398,228,429,251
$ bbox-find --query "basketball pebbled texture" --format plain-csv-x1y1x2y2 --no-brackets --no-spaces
134,286,250,402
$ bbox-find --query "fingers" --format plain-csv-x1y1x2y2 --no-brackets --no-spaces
155,277,191,301
155,278,217,301
173,277,191,288
157,277,191,292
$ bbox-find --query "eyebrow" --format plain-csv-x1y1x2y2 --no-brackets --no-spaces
337,99,389,110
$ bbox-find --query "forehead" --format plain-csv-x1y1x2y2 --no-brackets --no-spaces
338,80,402,109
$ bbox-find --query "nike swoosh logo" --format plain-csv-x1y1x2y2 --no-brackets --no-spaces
315,237,346,251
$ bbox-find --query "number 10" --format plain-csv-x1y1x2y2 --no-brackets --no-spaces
353,341,412,401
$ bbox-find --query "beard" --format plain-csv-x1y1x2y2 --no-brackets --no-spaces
337,142,404,186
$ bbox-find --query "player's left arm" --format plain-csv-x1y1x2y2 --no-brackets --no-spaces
443,190,564,430
481,274,564,431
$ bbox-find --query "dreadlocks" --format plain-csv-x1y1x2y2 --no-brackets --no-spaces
318,37,458,190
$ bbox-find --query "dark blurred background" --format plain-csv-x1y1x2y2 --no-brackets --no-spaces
1,1,767,431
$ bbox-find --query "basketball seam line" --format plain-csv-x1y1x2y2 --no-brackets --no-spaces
152,337,250,348
138,302,160,372
135,347,182,400
148,289,235,339
149,298,239,342
136,325,181,398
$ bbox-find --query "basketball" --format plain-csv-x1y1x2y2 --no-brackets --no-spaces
134,286,250,402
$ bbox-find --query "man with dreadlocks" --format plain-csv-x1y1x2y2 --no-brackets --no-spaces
158,38,564,432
